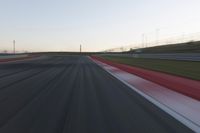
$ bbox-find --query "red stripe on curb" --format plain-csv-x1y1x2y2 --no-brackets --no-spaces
91,56,200,101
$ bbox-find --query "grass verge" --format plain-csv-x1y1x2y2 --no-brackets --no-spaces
100,55,200,80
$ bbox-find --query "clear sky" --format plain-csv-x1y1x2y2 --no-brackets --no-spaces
1,0,200,52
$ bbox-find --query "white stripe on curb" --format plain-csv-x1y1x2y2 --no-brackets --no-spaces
89,57,200,133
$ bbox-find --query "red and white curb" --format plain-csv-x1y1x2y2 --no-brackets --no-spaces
89,57,200,133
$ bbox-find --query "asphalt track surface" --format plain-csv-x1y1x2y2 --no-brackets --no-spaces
0,56,194,133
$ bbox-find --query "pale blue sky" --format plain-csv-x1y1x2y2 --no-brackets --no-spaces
1,0,200,52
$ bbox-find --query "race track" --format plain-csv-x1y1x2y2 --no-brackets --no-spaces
0,56,193,133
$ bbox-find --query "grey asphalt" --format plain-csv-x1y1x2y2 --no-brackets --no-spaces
0,55,194,133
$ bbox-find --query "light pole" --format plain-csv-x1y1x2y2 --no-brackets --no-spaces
80,44,82,53
145,35,148,48
13,40,15,54
142,33,145,48
156,28,160,45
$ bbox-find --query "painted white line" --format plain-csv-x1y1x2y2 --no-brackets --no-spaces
89,57,200,133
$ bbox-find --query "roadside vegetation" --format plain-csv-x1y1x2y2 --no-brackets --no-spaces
100,55,200,80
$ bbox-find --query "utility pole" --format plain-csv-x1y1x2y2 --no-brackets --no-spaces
80,44,82,53
13,40,15,54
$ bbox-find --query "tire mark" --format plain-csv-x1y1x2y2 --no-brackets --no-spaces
0,57,65,90
0,60,70,127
